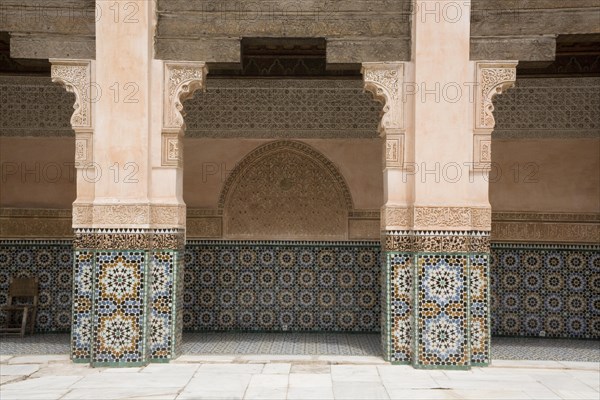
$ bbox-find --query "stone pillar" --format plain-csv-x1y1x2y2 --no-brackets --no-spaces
51,1,207,367
363,0,517,369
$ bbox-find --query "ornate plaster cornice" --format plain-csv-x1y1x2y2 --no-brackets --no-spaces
50,60,93,130
0,208,72,239
72,204,186,229
381,206,492,231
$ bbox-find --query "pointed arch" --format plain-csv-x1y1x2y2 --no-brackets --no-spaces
219,140,354,240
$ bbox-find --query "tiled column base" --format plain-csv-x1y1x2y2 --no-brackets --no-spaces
383,231,491,369
71,229,185,367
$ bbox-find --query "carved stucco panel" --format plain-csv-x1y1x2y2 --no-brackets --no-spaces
50,60,92,129
362,62,405,136
475,62,518,130
163,61,208,130
382,206,412,230
221,141,353,240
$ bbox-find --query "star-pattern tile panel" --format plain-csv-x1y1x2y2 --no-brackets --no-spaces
414,254,470,368
182,242,382,332
491,245,600,339
92,251,148,365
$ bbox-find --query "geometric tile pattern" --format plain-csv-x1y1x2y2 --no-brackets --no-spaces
491,244,600,339
3,333,600,362
91,251,149,366
0,241,73,334
470,254,490,365
413,254,470,369
71,250,93,362
388,253,412,363
184,79,380,138
183,241,381,332
182,332,382,356
150,250,181,361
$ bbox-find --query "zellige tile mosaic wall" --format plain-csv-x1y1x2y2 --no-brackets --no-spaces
491,244,600,339
1,241,598,344
182,241,382,332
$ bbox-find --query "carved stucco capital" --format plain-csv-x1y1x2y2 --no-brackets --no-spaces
163,61,208,130
475,61,518,130
50,59,92,130
361,62,404,135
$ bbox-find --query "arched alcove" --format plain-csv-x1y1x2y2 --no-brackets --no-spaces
219,140,354,240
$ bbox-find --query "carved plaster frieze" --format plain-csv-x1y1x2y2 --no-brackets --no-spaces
381,206,492,231
161,132,183,167
74,132,93,165
382,206,412,230
72,203,93,227
348,219,380,240
186,217,223,239
150,205,186,227
73,229,185,250
163,61,208,131
362,62,404,136
382,231,491,253
72,204,187,229
0,208,72,239
492,221,600,244
50,60,93,130
413,207,491,231
493,212,600,223
385,134,404,168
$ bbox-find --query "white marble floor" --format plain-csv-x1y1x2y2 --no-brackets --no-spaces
1,354,598,400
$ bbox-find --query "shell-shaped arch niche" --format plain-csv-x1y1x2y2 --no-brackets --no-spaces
219,141,354,240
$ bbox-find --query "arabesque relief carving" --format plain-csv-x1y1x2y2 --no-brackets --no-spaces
473,61,518,170
382,206,492,231
163,62,208,131
362,62,404,136
162,61,208,167
476,62,518,130
50,60,92,130
220,141,353,240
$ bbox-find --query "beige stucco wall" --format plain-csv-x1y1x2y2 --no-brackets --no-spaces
1,76,598,241
0,136,383,211
2,135,598,215
0,137,76,209
183,138,383,210
490,138,600,213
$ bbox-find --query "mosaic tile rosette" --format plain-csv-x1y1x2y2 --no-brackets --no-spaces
413,254,470,368
183,241,381,332
92,251,149,365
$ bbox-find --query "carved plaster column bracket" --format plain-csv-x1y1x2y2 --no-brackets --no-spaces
50,59,94,168
162,61,208,167
473,61,518,171
362,62,406,170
